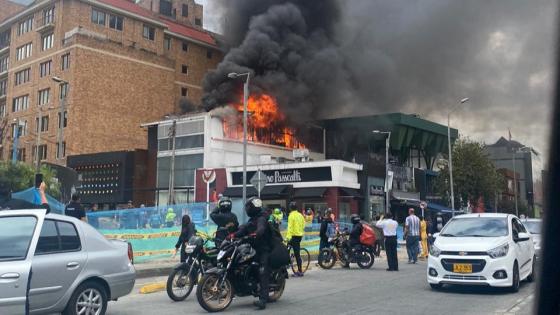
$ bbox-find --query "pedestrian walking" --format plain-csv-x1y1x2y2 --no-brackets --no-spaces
65,193,86,221
420,216,429,259
376,212,398,271
405,208,421,264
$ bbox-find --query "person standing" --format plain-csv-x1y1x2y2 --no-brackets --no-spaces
65,193,86,221
174,214,196,262
165,208,177,227
319,209,335,251
286,202,305,277
420,216,429,259
405,208,421,264
376,212,398,271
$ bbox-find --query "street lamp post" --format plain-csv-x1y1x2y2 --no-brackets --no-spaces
228,72,251,207
373,130,391,214
11,118,20,164
448,97,469,216
52,76,68,162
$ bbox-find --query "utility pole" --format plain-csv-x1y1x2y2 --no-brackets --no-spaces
167,119,177,205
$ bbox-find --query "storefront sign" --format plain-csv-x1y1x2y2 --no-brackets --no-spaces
232,167,332,185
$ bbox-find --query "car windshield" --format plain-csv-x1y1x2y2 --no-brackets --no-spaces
524,221,541,234
440,217,508,237
0,216,38,261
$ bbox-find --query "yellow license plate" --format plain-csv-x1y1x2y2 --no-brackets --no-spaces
453,263,473,273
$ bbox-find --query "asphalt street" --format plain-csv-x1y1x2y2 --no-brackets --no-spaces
101,258,535,315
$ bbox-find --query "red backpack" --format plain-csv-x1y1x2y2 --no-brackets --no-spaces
360,224,376,246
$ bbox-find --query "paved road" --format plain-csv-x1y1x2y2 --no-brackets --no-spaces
104,259,535,315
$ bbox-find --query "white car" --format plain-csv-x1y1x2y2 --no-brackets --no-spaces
427,213,535,292
522,219,541,259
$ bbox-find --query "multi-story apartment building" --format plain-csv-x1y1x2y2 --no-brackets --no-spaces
0,0,222,166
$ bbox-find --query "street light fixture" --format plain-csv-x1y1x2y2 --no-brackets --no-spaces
447,97,469,216
373,130,391,214
52,76,68,162
228,72,251,207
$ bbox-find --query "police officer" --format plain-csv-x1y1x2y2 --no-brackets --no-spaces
210,197,239,247
234,197,272,310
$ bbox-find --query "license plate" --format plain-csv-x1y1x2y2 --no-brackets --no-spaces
453,263,472,273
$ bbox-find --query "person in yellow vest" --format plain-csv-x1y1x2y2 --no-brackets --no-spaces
420,216,429,259
165,208,177,227
287,202,305,277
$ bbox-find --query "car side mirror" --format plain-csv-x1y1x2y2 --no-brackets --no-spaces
515,232,530,242
433,233,440,239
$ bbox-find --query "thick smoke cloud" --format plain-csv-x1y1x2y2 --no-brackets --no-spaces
203,0,557,157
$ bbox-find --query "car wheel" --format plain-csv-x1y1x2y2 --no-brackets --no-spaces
430,283,443,290
510,261,520,293
63,281,108,315
526,256,536,283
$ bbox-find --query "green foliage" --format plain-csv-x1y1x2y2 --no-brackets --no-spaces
0,161,61,199
435,139,503,210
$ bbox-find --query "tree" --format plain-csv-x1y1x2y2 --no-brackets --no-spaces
435,139,503,210
0,161,61,199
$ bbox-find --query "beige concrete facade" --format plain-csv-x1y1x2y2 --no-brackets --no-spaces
0,0,222,165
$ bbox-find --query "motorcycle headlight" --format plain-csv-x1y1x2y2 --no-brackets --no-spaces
429,245,441,257
488,243,509,259
217,250,226,261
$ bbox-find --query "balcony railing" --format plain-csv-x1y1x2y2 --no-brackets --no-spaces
36,16,55,32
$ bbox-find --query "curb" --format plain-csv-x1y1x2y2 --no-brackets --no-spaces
139,281,166,294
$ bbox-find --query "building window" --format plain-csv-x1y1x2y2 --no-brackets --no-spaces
16,43,33,61
0,79,6,97
195,18,201,26
17,16,33,36
12,95,29,112
58,110,67,128
164,36,171,50
36,115,49,132
56,141,66,158
181,87,188,97
143,25,155,41
109,14,123,31
12,120,27,137
206,49,213,59
159,0,172,16
11,148,26,161
42,7,55,25
14,68,31,86
0,55,8,73
61,53,70,70
0,31,9,49
182,41,188,52
38,88,50,105
34,144,47,161
42,33,54,51
91,8,106,26
60,83,69,99
182,4,188,17
39,60,52,77
0,101,5,118
181,65,188,74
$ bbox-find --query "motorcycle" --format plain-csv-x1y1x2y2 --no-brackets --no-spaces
166,236,218,302
318,231,375,269
196,237,288,312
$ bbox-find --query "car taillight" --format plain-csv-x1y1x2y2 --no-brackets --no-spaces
127,242,134,264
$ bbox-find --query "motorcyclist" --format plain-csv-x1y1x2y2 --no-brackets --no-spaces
343,214,363,267
210,197,239,247
234,197,273,310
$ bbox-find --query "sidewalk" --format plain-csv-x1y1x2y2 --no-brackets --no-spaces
134,247,416,279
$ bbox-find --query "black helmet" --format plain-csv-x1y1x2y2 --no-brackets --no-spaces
218,197,232,213
245,197,263,218
288,201,298,212
350,214,360,224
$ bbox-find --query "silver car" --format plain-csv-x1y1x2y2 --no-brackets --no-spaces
523,218,542,259
0,209,135,315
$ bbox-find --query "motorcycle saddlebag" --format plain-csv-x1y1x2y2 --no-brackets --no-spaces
269,236,290,269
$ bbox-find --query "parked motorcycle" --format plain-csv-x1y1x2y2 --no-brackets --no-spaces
166,236,218,302
196,237,288,312
318,231,375,269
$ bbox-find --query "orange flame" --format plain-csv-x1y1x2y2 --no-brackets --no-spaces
222,94,305,149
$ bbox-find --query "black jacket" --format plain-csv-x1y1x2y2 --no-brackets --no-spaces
319,217,333,240
234,213,272,253
349,222,363,246
175,222,196,249
210,207,239,242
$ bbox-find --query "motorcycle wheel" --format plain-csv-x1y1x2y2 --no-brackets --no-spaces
166,268,196,302
318,249,336,269
356,251,375,269
196,274,233,313
268,270,286,302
